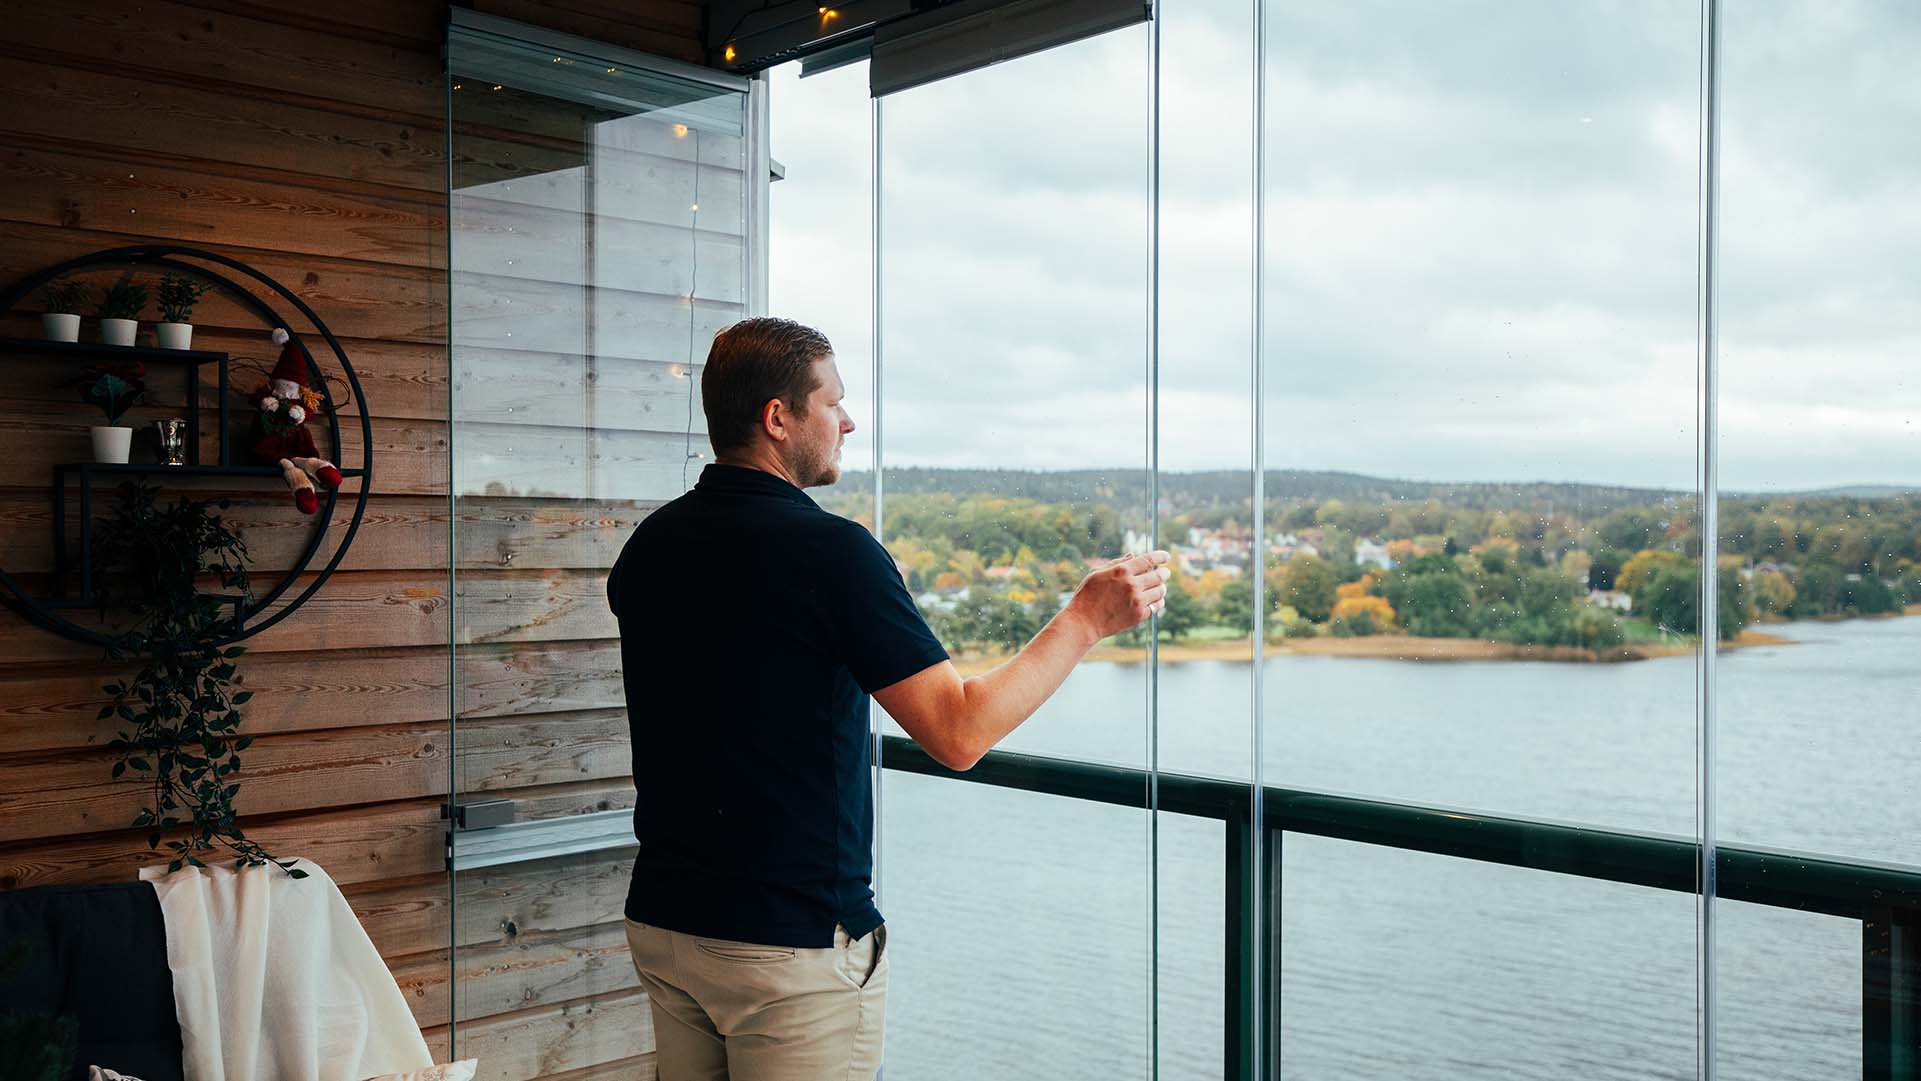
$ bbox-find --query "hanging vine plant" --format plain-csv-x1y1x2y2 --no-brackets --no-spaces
94,481,304,877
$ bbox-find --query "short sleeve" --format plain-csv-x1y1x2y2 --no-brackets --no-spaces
816,521,950,693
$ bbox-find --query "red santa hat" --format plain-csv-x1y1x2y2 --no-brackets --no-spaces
269,327,309,390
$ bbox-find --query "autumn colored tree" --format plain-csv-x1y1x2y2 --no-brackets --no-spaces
1750,568,1795,616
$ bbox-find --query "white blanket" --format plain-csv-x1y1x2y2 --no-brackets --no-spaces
140,859,436,1081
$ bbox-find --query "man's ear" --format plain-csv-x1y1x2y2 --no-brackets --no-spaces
760,397,789,443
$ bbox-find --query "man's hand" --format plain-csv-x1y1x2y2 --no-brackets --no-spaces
1061,550,1173,644
873,549,1173,771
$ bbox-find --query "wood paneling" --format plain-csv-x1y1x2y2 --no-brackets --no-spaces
0,710,631,843
0,3,442,119
0,5,724,1077
448,988,656,1081
0,796,447,891
0,640,626,756
0,56,447,194
0,141,442,268
394,920,640,1027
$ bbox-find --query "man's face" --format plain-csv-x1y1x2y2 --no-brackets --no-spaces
785,355,856,488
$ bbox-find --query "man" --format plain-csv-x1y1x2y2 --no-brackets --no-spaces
607,317,1170,1080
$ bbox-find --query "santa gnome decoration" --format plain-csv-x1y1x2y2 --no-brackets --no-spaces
252,327,343,515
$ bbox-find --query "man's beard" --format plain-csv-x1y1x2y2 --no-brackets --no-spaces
790,435,840,488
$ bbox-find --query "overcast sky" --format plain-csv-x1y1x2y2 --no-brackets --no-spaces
769,1,1918,493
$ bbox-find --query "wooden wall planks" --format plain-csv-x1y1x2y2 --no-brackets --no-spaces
0,3,726,1078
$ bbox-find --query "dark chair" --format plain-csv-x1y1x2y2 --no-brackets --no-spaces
0,882,183,1081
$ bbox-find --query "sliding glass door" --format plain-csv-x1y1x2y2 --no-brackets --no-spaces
444,15,752,1077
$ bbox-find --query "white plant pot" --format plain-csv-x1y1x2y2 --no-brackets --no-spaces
42,313,80,343
91,425,133,464
157,322,194,350
100,318,138,347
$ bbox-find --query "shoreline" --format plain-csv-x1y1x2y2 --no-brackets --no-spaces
947,626,1819,675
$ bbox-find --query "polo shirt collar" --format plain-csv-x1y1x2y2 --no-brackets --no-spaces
696,463,817,506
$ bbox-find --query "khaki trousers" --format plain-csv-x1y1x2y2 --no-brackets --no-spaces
625,919,888,1081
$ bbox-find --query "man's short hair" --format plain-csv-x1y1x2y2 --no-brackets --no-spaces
701,317,834,454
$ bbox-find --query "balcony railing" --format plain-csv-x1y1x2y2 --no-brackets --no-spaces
449,734,1921,1079
878,735,1921,1081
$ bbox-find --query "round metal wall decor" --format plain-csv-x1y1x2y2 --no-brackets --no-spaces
0,245,375,648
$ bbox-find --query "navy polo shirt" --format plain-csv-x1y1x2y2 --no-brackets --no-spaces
608,464,949,948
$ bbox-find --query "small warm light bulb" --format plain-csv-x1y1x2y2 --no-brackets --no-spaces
672,123,689,138
490,84,503,91
607,66,618,72
452,83,463,90
724,44,737,62
552,56,562,63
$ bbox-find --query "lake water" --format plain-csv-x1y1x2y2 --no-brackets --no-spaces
878,616,1920,1080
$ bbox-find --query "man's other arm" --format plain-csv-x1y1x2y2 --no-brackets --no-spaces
872,551,1171,771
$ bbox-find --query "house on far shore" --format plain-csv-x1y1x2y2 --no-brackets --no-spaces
1588,589,1633,612
1355,539,1395,570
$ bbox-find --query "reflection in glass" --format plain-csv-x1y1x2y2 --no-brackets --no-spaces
446,30,750,1068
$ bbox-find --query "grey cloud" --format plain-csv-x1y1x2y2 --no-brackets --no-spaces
768,1,1917,491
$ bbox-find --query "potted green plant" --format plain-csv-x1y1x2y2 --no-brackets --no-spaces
93,482,302,878
96,279,148,347
39,280,87,343
155,272,213,350
71,361,147,463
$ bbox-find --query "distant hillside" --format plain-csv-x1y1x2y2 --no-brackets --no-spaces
827,468,1920,510
1756,483,1920,499
832,467,1690,511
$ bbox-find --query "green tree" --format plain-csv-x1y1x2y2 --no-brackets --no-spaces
1790,561,1842,618
1215,576,1254,632
1839,573,1897,615
1156,573,1205,641
1750,568,1795,616
1572,606,1626,649
1638,565,1698,635
1587,551,1624,591
1283,555,1339,623
1635,563,1750,640
1378,554,1473,638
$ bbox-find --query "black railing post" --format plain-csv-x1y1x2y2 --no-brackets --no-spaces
1225,798,1256,1081
1265,824,1281,1081
1865,904,1920,1081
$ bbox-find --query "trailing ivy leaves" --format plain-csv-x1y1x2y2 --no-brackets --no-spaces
94,481,306,879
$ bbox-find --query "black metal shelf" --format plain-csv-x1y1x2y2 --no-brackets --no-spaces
52,463,368,479
50,462,366,607
0,244,375,650
0,335,228,365
1,335,231,467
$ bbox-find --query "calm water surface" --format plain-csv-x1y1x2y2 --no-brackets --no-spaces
881,616,1919,1080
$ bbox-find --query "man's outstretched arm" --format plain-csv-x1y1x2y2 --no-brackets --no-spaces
872,551,1171,771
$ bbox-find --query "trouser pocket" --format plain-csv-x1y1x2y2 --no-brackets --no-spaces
858,924,886,989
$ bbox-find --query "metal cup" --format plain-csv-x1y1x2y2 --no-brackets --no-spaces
153,418,188,466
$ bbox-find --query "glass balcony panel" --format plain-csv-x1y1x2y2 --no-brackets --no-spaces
1717,4,1921,1078
874,24,1155,1079
1259,2,1705,1075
